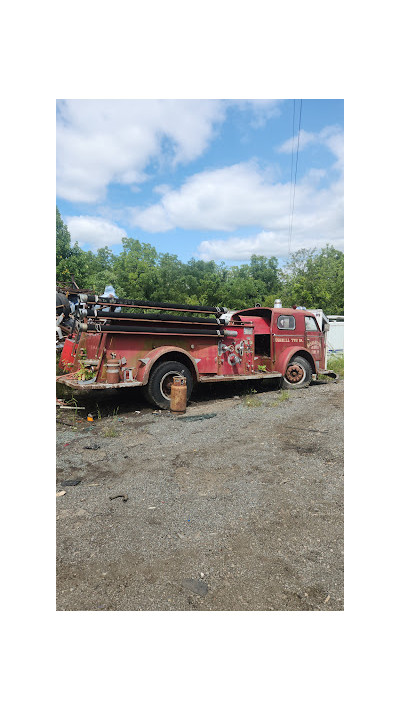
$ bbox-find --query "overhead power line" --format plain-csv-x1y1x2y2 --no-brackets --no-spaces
288,100,296,253
288,99,303,254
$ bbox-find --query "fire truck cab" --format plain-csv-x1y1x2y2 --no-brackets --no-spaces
226,306,327,386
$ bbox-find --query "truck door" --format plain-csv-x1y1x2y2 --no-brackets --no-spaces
272,313,305,365
304,315,324,370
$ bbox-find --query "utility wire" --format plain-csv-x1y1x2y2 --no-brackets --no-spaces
288,98,303,254
288,100,296,254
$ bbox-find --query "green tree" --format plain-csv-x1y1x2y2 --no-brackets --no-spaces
249,255,280,294
281,245,344,313
85,247,117,293
56,205,343,313
113,238,159,298
56,207,89,285
56,206,71,263
151,253,189,302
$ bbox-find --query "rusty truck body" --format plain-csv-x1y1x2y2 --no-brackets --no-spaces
57,294,336,409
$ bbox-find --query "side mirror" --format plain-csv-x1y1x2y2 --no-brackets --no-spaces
323,322,330,332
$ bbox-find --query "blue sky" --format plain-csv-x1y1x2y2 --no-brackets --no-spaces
56,99,343,264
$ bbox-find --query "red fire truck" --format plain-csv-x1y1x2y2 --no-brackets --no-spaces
57,294,336,409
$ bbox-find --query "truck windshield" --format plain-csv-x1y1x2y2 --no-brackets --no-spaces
305,316,319,331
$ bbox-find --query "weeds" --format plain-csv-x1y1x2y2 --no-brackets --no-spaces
243,386,258,395
76,362,95,381
103,427,119,438
243,387,290,408
65,397,79,428
270,390,290,407
102,406,120,437
318,355,344,381
327,354,344,378
244,396,262,408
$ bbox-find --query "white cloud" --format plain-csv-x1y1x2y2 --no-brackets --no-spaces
66,216,127,249
227,99,283,127
153,184,171,195
129,160,343,259
277,128,317,154
58,104,342,262
56,100,282,203
131,162,284,232
277,125,344,170
197,230,344,261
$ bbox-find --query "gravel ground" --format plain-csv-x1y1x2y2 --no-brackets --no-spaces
56,378,344,611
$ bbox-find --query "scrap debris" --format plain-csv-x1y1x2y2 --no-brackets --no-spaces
60,405,85,410
176,413,217,422
283,425,329,434
56,397,84,410
109,494,128,502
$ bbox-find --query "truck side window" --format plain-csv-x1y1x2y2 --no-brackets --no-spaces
305,316,319,331
277,315,295,330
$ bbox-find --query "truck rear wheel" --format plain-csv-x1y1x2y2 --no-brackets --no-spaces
144,360,193,410
282,356,312,389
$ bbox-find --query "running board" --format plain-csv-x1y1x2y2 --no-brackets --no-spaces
199,372,282,383
56,377,143,390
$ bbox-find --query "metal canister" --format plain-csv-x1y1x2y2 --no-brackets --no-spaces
105,361,120,384
170,375,187,414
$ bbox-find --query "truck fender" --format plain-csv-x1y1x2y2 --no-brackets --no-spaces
136,346,200,385
275,347,317,377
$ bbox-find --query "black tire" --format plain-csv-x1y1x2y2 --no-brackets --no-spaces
56,292,71,318
282,355,312,389
144,360,193,409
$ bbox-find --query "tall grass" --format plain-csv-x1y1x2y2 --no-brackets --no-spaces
327,354,344,378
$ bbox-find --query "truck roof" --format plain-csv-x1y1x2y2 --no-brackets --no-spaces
231,306,317,319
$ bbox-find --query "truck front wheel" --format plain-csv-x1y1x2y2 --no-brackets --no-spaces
282,356,312,389
144,360,193,409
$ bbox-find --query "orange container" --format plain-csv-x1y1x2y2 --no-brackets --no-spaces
170,376,187,414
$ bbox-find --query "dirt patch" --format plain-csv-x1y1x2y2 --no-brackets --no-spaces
57,379,344,611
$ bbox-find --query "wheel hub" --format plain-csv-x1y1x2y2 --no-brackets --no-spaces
286,363,305,383
160,372,180,399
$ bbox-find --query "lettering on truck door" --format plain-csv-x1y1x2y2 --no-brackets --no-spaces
304,315,324,369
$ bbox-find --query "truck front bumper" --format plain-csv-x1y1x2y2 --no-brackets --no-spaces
313,369,338,380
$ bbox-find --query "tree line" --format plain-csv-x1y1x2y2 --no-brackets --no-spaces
57,207,344,314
